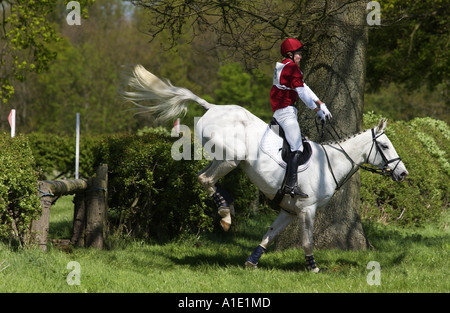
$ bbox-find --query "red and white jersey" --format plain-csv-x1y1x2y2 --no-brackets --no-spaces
270,59,304,112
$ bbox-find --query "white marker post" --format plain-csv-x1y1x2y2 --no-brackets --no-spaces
8,109,16,138
75,113,80,179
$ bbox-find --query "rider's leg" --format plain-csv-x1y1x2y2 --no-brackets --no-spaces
284,150,308,197
273,106,308,198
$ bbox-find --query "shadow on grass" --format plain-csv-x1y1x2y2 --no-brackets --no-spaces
165,218,449,273
362,221,449,250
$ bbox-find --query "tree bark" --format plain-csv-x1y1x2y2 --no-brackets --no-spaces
276,0,370,251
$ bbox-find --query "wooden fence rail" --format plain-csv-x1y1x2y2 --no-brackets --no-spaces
31,164,108,251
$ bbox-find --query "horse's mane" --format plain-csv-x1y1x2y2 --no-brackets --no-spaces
320,128,371,145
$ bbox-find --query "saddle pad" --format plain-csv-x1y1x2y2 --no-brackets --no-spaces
259,125,312,172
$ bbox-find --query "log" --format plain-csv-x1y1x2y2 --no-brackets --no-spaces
42,179,88,196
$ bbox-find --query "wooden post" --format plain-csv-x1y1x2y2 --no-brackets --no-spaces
31,166,107,251
31,181,55,251
85,164,108,249
71,192,86,247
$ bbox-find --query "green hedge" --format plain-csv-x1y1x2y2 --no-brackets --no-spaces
0,134,41,245
92,131,259,240
27,133,98,180
361,113,449,226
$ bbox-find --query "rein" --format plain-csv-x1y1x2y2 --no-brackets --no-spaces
315,118,401,191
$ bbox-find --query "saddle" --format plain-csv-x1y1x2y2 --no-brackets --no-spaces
269,118,312,166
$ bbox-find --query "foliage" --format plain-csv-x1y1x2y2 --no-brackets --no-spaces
92,132,211,239
28,39,136,135
215,63,253,106
0,0,94,105
26,132,99,180
360,113,449,226
214,62,273,123
366,0,449,92
0,134,40,245
91,130,260,240
364,83,449,124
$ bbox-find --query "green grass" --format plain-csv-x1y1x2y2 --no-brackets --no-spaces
0,196,448,293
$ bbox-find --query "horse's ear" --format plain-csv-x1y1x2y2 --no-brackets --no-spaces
376,118,388,134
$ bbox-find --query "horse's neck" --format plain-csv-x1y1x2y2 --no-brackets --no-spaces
324,130,372,183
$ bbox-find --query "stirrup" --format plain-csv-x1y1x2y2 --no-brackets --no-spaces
283,185,308,198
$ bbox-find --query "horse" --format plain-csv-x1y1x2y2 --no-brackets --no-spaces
123,65,409,272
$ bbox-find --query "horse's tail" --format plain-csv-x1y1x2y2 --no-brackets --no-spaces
122,64,214,122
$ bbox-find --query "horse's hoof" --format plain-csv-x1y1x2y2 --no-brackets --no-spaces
220,219,231,232
308,267,326,273
218,207,232,231
245,261,258,269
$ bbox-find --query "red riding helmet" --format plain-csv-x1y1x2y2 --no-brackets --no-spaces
280,38,303,56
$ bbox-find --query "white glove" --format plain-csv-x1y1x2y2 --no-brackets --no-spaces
317,110,326,121
319,103,332,120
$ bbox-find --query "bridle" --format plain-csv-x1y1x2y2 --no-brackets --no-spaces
317,119,402,191
361,128,402,177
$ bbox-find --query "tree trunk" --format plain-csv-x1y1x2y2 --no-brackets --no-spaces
276,0,370,251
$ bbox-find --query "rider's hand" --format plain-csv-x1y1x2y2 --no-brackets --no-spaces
317,109,326,121
320,103,332,120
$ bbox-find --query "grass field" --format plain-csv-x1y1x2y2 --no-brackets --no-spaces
0,196,448,293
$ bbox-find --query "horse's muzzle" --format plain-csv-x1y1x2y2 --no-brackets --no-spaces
393,170,408,182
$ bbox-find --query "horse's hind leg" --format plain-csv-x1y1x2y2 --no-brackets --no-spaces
198,160,240,231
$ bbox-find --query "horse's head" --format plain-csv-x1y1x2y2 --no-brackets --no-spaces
366,119,409,182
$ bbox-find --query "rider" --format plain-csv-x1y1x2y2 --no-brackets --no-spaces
271,38,332,197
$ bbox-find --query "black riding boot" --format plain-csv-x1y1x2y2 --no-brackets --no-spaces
284,150,308,198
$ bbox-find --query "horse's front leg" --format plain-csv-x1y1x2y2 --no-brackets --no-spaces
299,206,320,273
245,209,295,268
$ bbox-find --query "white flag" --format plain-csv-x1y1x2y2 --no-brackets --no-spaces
8,109,15,138
173,118,180,136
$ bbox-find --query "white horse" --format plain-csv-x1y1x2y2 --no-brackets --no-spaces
123,65,409,272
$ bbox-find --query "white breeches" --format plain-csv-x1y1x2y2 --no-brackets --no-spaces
273,106,303,152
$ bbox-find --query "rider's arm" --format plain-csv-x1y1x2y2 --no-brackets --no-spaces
295,85,322,111
303,83,324,111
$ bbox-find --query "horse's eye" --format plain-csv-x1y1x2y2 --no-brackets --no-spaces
380,144,389,150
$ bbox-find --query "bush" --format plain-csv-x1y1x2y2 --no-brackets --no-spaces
93,132,214,239
94,131,260,240
25,129,259,241
0,134,41,245
361,113,449,226
27,132,99,179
